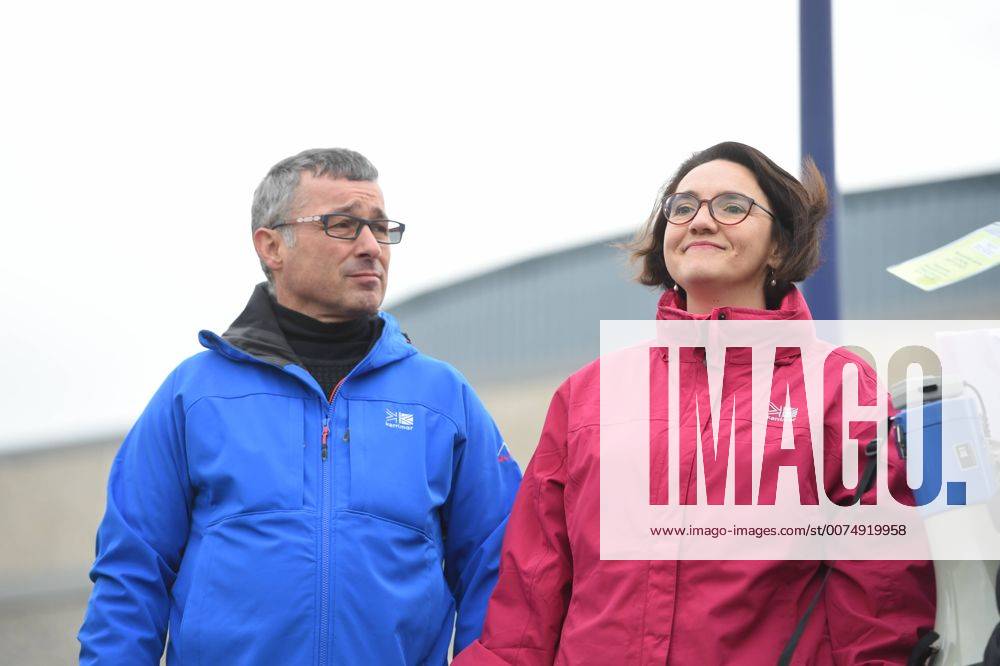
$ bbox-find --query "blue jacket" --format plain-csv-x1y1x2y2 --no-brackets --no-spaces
78,285,522,664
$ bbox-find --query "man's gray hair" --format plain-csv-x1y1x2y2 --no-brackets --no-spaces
251,148,379,283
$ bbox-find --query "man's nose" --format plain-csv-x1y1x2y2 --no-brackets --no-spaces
353,223,383,257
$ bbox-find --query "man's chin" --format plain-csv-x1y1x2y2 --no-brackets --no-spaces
345,293,385,317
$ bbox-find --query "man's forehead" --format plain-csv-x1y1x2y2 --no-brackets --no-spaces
294,173,385,212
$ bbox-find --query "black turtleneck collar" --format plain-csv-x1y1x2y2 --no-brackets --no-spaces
270,297,375,359
269,294,384,398
220,282,384,398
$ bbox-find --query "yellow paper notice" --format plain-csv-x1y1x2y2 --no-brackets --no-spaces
887,221,1000,291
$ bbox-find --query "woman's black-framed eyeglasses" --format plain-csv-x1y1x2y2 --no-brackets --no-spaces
662,192,775,226
270,212,405,244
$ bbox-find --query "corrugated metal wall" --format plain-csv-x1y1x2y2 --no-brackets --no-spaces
390,240,661,388
392,171,1000,387
837,172,1000,318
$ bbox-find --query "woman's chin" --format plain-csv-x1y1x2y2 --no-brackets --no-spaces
677,273,729,291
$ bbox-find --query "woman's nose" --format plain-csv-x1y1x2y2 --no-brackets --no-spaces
687,201,718,231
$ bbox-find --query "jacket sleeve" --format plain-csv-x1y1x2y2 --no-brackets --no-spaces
443,381,524,655
454,382,573,665
77,369,194,664
821,378,936,665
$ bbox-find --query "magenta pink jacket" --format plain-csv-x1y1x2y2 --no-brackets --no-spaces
455,286,935,665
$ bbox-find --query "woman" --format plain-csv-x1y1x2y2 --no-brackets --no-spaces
455,142,936,665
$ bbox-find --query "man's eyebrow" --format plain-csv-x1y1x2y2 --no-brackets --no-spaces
331,202,388,218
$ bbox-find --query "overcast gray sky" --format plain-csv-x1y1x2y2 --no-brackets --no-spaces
1,0,998,449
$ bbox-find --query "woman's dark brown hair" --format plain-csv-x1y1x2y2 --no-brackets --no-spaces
628,141,828,309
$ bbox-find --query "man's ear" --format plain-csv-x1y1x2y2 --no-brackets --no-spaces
253,227,284,276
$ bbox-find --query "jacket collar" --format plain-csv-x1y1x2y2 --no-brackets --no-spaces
198,282,416,374
655,284,813,322
654,285,813,365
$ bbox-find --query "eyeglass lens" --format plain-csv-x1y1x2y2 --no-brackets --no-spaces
665,193,753,224
325,214,404,243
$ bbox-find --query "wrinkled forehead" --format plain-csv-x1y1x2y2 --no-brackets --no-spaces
292,173,386,216
675,159,768,203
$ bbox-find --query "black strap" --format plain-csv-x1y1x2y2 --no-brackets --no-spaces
789,418,939,666
907,629,939,666
777,441,879,665
778,567,832,666
849,439,879,506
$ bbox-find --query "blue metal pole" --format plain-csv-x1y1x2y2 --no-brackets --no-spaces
800,0,841,319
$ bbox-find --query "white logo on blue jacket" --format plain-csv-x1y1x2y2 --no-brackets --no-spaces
385,408,414,430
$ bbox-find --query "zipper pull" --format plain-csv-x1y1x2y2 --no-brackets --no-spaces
343,428,350,443
321,417,330,461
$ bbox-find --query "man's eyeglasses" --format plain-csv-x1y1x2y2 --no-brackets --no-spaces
271,212,405,244
662,192,775,226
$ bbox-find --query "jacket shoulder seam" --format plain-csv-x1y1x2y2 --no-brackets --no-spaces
183,391,308,417
824,347,879,385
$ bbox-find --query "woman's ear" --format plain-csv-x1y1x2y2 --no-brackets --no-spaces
766,238,784,274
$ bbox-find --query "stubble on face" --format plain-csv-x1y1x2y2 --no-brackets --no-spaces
274,174,391,322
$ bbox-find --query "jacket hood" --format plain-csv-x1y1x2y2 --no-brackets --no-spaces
198,282,416,373
656,284,813,322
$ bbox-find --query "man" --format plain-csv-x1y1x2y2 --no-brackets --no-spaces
78,148,522,664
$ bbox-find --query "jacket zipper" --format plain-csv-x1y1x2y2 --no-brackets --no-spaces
319,378,345,665
206,329,397,664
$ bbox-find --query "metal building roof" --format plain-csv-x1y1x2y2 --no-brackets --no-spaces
390,172,1000,387
838,171,1000,318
